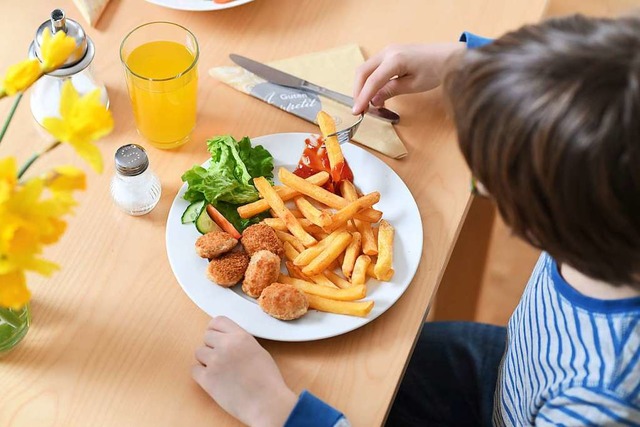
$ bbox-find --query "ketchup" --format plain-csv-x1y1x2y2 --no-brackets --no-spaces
294,136,353,193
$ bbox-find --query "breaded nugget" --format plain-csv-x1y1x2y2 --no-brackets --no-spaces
242,250,281,298
241,224,284,258
207,252,249,287
196,231,238,259
259,283,308,320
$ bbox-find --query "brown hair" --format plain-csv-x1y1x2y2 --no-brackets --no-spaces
444,14,640,285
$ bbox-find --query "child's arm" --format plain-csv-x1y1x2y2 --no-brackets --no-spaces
352,43,464,114
535,387,640,426
352,32,493,115
192,316,347,427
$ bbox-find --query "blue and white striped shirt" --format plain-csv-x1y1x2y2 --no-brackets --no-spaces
494,253,640,426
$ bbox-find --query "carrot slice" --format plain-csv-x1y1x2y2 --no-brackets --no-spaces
206,204,241,239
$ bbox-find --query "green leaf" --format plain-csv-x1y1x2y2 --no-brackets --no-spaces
214,201,271,232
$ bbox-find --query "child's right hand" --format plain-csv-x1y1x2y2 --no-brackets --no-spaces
192,316,298,427
352,43,464,114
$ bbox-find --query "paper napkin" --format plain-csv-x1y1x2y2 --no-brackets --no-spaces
72,0,111,26
209,45,408,159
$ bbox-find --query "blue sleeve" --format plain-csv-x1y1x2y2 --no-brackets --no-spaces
459,31,493,48
284,390,346,427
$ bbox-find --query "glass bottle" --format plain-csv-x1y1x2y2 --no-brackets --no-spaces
110,144,161,216
28,8,108,126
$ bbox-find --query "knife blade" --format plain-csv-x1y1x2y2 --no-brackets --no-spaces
229,54,400,124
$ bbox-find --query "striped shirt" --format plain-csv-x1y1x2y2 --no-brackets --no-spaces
494,253,640,426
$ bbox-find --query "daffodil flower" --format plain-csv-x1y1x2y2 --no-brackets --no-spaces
40,27,77,72
1,59,42,96
42,81,113,173
0,270,30,310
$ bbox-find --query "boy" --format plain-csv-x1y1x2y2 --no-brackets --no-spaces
192,14,640,426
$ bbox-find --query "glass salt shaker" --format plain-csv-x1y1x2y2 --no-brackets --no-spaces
110,144,161,216
28,8,108,126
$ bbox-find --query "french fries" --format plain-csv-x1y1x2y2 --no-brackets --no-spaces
254,177,317,247
279,274,364,301
374,220,394,280
305,294,374,317
238,171,330,218
317,111,344,183
342,231,361,279
352,254,371,286
295,196,332,228
231,113,398,320
326,192,381,232
279,168,382,223
302,231,352,276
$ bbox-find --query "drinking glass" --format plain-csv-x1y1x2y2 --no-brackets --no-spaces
120,22,199,149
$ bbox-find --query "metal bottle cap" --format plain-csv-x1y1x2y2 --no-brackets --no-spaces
114,144,150,177
28,9,95,77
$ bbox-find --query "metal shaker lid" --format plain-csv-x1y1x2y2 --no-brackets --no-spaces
28,9,95,77
115,144,150,177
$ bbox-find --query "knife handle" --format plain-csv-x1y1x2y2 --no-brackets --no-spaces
302,82,400,124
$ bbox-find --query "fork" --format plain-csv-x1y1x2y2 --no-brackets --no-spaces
325,113,364,145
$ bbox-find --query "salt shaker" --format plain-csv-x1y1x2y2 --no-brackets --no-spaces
110,144,161,216
28,8,109,126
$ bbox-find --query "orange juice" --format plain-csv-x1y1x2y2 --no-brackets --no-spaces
124,40,198,149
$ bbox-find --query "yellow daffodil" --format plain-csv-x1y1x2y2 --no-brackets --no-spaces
0,157,18,203
42,81,113,173
1,59,42,96
0,271,30,310
40,27,77,71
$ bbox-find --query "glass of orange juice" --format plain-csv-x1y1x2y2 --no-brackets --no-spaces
120,22,199,149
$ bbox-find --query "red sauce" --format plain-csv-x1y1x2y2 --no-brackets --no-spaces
294,136,353,193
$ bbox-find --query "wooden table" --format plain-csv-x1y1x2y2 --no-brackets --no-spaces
0,1,546,425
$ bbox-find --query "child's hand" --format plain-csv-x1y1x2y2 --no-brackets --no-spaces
192,316,298,427
352,43,464,114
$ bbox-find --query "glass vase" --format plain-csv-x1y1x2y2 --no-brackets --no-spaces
0,304,31,353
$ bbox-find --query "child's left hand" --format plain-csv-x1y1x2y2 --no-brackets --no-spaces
192,316,298,427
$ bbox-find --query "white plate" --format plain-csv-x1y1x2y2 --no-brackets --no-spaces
166,133,423,341
146,0,253,11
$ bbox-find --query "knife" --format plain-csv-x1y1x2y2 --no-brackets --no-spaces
229,54,400,124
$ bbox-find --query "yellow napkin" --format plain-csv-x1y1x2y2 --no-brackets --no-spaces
72,0,111,26
209,45,408,159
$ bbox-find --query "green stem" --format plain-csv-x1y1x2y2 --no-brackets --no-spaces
0,307,22,329
0,92,24,144
17,141,61,180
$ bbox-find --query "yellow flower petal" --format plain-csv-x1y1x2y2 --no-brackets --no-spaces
0,157,17,203
46,166,86,193
69,139,103,173
1,59,42,95
42,81,112,173
40,28,77,71
0,270,30,310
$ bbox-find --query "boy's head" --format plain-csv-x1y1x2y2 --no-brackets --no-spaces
445,14,640,285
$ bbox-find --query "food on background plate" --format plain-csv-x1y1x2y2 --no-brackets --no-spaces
207,251,250,287
242,250,282,298
240,223,284,258
195,231,238,259
258,283,308,321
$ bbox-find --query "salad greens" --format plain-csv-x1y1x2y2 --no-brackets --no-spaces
181,135,273,232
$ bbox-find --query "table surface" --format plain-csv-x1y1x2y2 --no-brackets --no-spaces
0,1,546,425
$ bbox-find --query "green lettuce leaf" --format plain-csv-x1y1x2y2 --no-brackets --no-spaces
181,135,274,232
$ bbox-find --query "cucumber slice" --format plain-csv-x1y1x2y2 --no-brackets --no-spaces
182,200,205,224
195,206,222,234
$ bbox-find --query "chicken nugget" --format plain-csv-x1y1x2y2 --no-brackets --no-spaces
241,224,284,258
259,283,308,320
196,231,238,259
207,252,249,287
242,250,281,298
